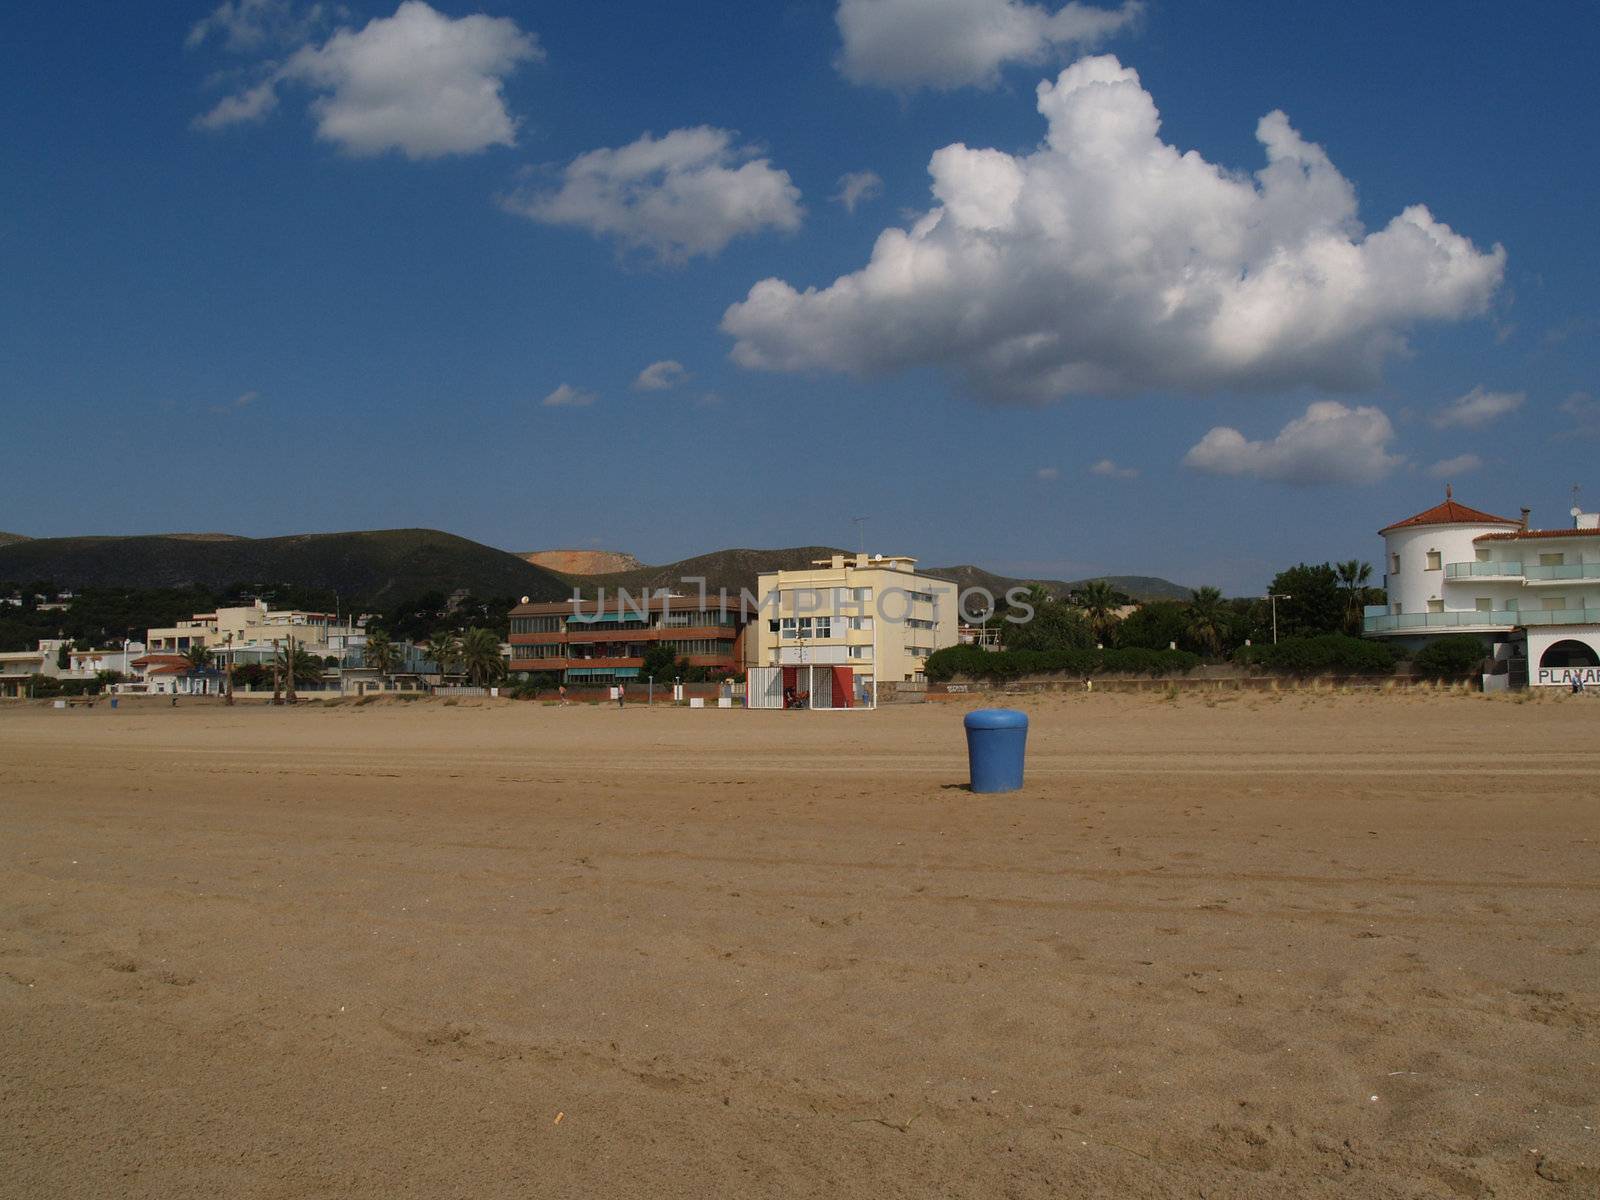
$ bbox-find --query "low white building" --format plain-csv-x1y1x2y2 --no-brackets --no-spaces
1365,488,1600,686
0,639,73,698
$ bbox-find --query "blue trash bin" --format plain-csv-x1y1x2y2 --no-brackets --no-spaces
964,708,1029,793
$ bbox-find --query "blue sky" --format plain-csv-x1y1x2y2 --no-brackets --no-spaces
2,1,1595,593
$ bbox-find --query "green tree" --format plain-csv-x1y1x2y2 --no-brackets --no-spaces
1114,601,1190,651
428,628,460,680
275,643,324,686
1003,598,1093,652
363,629,399,680
459,626,505,686
1266,563,1344,639
1185,586,1228,656
182,644,212,670
641,642,678,681
1072,578,1124,643
1335,560,1374,633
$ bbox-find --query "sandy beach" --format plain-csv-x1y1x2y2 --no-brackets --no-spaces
2,690,1596,1197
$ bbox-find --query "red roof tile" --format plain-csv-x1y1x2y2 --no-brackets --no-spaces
1476,528,1600,541
1380,490,1519,534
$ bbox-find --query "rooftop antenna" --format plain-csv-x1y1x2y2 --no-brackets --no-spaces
851,515,869,556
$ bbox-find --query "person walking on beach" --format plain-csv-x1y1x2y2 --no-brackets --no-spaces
616,682,626,709
558,684,569,706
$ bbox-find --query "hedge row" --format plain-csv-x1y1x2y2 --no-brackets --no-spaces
1227,634,1397,674
923,644,1200,682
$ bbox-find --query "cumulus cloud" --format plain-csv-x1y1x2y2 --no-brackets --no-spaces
1425,453,1482,479
503,126,803,263
541,383,596,408
1184,401,1404,485
723,56,1505,405
632,360,688,391
195,1,541,159
836,0,1140,90
1089,458,1137,478
1430,385,1523,429
833,170,884,213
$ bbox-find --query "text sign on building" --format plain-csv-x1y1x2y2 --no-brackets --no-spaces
1535,666,1600,688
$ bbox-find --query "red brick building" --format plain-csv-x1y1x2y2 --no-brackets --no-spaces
507,594,746,685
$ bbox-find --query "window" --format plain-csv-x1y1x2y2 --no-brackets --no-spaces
1475,597,1492,612
1506,597,1518,611
906,617,936,630
847,645,872,659
1427,599,1444,613
1540,552,1565,567
1390,603,1401,615
1542,596,1567,611
1475,548,1491,563
847,616,873,632
1425,550,1442,571
1390,553,1401,574
780,617,797,637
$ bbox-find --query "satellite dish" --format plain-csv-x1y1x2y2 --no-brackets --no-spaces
1571,507,1583,519
520,595,530,604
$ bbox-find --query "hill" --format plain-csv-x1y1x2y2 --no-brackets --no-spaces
560,547,849,599
523,549,644,575
0,529,570,608
0,531,30,547
559,548,1190,610
923,565,1193,604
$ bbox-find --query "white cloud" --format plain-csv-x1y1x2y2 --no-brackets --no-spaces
541,383,596,408
723,56,1505,405
836,0,1140,90
1184,401,1404,485
187,0,329,53
1425,453,1482,479
1559,390,1600,439
1430,385,1523,429
632,360,688,391
196,1,541,159
503,126,803,263
1089,457,1137,478
209,389,261,414
834,170,884,213
192,79,281,130
1035,466,1059,480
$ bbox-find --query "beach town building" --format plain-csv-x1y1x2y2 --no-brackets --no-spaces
1364,488,1600,686
746,553,960,703
507,594,745,686
146,600,360,664
0,639,73,698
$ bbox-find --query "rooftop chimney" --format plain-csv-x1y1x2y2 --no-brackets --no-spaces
1519,507,1531,532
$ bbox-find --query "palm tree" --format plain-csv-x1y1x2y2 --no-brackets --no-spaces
363,629,399,682
1074,578,1122,643
428,628,460,682
1335,560,1374,632
1186,586,1227,656
459,626,505,687
182,644,212,670
275,643,325,687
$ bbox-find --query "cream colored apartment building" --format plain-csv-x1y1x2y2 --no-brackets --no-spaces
746,554,959,692
146,600,360,661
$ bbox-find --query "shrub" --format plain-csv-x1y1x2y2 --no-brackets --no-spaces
1233,634,1397,675
1412,635,1488,679
924,645,1198,682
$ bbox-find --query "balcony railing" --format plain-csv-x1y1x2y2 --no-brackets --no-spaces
1364,608,1600,634
1523,562,1600,582
1443,560,1523,579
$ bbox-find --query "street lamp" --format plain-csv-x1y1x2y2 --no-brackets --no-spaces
1266,593,1292,645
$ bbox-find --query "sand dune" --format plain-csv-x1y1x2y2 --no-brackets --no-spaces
1,691,1595,1197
